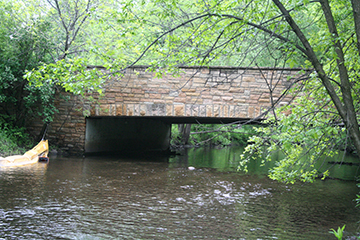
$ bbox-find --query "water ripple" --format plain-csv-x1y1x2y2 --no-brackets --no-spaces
0,157,358,239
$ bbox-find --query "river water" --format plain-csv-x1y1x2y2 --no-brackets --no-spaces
0,146,359,239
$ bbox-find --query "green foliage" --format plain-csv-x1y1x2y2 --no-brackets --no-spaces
2,0,359,188
230,0,360,183
190,124,231,146
25,58,106,96
108,0,304,69
0,115,32,156
329,225,346,240
171,124,257,147
104,0,360,182
0,0,57,126
22,0,125,101
240,75,351,183
355,184,360,239
170,124,182,146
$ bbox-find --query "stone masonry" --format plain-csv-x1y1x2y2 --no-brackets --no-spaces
29,66,304,155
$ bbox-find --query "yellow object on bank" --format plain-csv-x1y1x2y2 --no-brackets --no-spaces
0,140,49,167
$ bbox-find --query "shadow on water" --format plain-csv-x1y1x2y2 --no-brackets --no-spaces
84,149,174,163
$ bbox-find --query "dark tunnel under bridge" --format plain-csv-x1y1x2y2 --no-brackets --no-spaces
84,116,262,155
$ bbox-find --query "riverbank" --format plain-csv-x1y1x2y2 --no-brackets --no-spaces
0,127,29,157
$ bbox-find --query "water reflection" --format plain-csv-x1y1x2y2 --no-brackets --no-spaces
171,146,360,180
0,147,359,239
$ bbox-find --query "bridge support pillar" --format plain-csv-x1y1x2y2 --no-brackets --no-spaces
85,117,171,154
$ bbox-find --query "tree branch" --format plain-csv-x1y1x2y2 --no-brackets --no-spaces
272,0,346,118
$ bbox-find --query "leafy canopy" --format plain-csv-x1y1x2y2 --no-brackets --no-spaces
0,0,57,124
8,0,360,183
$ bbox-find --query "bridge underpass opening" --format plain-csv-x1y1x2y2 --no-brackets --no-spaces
85,116,262,155
85,117,171,154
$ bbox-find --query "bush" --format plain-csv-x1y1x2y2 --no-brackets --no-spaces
0,1,56,128
0,115,32,156
170,124,257,147
170,124,182,146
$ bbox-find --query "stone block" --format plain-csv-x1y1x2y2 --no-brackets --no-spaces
174,105,184,116
139,104,147,116
214,105,220,117
166,105,173,116
213,96,221,101
201,68,210,74
222,96,233,101
223,105,229,117
134,104,140,116
100,104,110,116
116,104,126,116
229,105,235,117
169,90,179,97
259,98,270,103
199,105,206,116
181,88,196,92
234,99,246,103
201,93,213,99
217,85,231,91
147,103,166,116
168,79,181,84
191,105,199,116
148,93,162,99
127,104,134,116
64,122,75,128
193,77,206,84
147,84,161,88
185,92,201,96
185,105,192,116
75,123,86,128
115,96,124,102
243,76,255,82
173,97,186,103
250,94,259,100
248,106,255,118
109,104,116,116
132,88,144,94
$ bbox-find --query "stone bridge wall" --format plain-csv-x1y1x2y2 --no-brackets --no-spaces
28,66,303,155
90,66,297,118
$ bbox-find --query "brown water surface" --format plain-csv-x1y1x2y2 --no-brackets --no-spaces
0,146,359,239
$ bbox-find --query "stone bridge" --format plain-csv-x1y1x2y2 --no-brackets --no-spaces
29,66,303,155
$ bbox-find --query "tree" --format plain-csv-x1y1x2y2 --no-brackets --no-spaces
0,0,108,132
242,0,360,182
112,0,360,182
25,0,121,96
0,0,57,126
24,0,360,182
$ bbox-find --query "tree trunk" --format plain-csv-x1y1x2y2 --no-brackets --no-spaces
272,0,360,157
178,124,191,145
320,0,360,156
182,124,192,145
